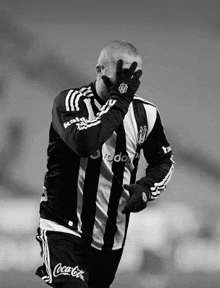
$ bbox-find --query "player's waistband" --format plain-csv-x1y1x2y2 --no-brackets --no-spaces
39,218,81,238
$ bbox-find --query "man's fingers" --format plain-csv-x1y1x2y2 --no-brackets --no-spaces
116,60,141,80
123,184,130,190
122,207,127,214
126,61,138,78
133,69,142,80
116,59,124,79
102,75,112,88
122,184,148,214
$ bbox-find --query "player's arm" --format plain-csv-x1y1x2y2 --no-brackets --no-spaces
136,111,174,200
52,91,129,156
122,108,174,214
52,60,142,157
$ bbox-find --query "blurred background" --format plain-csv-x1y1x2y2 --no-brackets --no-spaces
0,0,220,287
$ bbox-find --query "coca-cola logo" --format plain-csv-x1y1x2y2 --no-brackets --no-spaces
53,263,85,281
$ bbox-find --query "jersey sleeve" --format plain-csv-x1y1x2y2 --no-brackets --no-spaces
52,89,130,157
136,110,174,200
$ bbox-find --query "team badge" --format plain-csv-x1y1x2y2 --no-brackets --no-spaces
137,125,147,145
118,83,128,94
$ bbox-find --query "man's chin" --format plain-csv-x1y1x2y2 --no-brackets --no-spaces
98,88,110,102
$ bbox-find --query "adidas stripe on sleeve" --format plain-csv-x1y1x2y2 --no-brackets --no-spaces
136,107,174,200
52,89,130,157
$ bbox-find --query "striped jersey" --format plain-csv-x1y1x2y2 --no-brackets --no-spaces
39,82,174,251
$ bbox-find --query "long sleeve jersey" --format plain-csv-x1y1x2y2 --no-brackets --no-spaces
39,82,174,251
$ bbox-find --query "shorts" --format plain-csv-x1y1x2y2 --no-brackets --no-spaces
35,228,123,288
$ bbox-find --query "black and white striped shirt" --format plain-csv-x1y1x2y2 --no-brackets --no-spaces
39,82,174,250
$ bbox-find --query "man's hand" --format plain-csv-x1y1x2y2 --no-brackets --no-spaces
122,184,149,214
102,59,142,104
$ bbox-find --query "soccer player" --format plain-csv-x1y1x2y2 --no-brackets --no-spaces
35,40,174,288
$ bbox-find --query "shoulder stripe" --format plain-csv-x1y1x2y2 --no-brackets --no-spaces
70,91,79,111
65,90,74,111
79,87,87,93
73,92,83,111
79,86,93,97
65,90,84,112
76,99,116,131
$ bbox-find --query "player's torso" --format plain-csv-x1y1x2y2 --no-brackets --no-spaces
75,99,148,249
44,88,151,250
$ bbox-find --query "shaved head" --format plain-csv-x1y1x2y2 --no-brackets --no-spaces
97,40,141,67
95,40,142,101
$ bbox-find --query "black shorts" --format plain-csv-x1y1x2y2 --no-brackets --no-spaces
35,228,123,288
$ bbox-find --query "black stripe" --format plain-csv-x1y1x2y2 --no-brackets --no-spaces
68,156,81,226
81,152,102,243
122,213,130,247
122,100,148,246
130,146,141,184
132,99,148,143
130,99,148,183
102,123,127,250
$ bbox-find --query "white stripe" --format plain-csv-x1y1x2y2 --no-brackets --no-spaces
79,87,87,93
40,218,81,237
40,229,53,284
91,139,115,249
100,99,116,112
74,93,82,111
76,120,101,131
94,99,102,110
124,103,139,155
143,104,157,136
85,92,93,97
83,89,93,96
84,98,95,120
98,99,116,117
113,108,136,249
69,91,79,111
151,163,174,191
42,276,50,282
41,276,48,280
150,163,174,199
65,90,74,111
77,158,88,233
86,120,101,128
43,230,53,284
76,98,116,131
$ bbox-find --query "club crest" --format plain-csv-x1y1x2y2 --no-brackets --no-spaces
118,83,128,94
138,125,147,145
